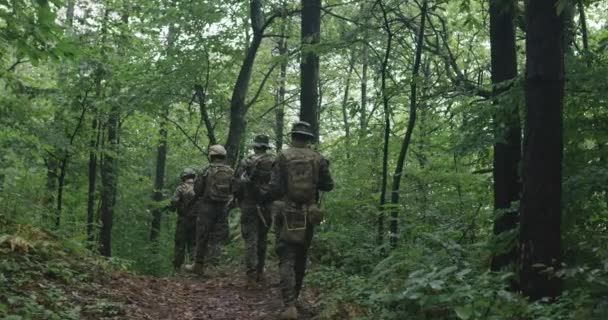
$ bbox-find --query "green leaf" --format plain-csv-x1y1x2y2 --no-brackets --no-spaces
454,305,473,320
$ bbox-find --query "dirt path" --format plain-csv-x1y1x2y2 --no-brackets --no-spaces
102,268,316,320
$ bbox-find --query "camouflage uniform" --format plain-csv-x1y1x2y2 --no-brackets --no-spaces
268,122,334,313
192,145,234,274
234,135,274,283
170,172,197,269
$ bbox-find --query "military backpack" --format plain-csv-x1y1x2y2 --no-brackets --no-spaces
204,163,234,202
283,149,319,204
250,153,273,188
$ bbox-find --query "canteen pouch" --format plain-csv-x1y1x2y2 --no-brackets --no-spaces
307,204,324,225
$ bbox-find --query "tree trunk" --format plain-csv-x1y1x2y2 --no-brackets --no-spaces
489,0,521,271
55,158,67,228
195,84,217,145
299,0,321,139
150,109,168,241
99,101,119,257
99,8,128,257
150,19,177,241
520,0,564,300
275,24,288,151
578,0,588,50
359,44,369,138
88,8,109,246
45,157,58,216
389,0,428,249
86,115,99,245
225,0,265,165
377,0,393,247
341,50,355,159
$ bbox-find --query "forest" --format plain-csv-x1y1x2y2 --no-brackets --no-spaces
1,0,608,319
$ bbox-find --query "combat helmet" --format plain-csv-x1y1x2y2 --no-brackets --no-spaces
252,134,270,148
181,168,196,179
208,144,227,157
290,121,315,138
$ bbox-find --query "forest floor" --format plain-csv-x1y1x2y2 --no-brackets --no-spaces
101,267,318,320
0,221,318,320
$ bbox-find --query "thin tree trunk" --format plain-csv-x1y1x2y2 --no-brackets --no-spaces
55,101,88,228
55,159,67,228
99,8,128,257
341,50,355,159
360,44,369,138
150,19,177,241
578,1,588,51
299,0,321,139
150,109,168,240
99,100,119,257
45,157,58,215
377,0,393,247
389,0,428,249
275,23,288,151
195,84,217,145
86,115,99,244
489,0,521,271
520,0,564,300
225,0,265,165
88,9,108,245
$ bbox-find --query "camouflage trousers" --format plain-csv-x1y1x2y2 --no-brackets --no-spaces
173,214,196,269
240,202,271,280
274,212,315,306
194,200,229,268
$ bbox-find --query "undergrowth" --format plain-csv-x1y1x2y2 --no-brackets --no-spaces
308,227,608,320
0,213,127,319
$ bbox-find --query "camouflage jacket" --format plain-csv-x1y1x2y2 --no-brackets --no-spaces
170,178,196,216
234,152,274,202
268,145,334,203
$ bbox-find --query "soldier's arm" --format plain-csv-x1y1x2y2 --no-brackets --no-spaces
267,154,286,201
317,157,334,192
194,169,207,198
170,185,182,208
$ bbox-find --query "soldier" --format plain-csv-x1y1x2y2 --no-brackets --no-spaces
170,168,197,271
234,134,274,288
267,121,334,319
191,145,234,276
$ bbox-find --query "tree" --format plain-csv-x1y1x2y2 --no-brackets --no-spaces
519,0,564,300
299,0,321,139
224,0,277,165
389,0,428,248
99,7,130,257
489,0,521,271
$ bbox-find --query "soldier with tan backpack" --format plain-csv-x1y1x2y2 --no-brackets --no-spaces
266,121,334,319
189,145,235,277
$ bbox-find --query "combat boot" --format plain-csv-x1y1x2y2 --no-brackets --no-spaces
193,263,206,277
256,271,266,284
245,277,258,290
279,305,298,320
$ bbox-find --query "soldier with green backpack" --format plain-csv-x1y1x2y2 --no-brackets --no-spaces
234,134,274,288
266,121,334,320
190,145,235,276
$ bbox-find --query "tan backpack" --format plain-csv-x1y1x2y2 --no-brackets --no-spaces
204,164,234,202
284,150,319,204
